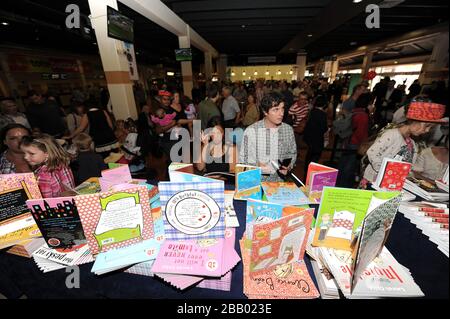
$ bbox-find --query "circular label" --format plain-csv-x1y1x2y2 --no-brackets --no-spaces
48,238,60,247
206,259,218,272
165,190,221,235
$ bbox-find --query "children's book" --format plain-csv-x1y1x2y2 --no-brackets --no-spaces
305,162,338,203
312,187,401,251
350,192,402,289
151,228,239,277
248,209,314,275
374,158,412,191
74,177,101,195
224,190,239,228
91,238,160,275
158,181,225,240
234,164,262,201
6,237,46,258
75,185,154,255
0,173,42,223
261,182,309,206
317,246,424,298
32,243,90,266
27,197,86,249
245,199,310,240
403,177,448,201
99,164,133,192
0,174,42,249
240,239,319,299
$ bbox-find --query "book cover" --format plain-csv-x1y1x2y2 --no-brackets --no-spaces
245,199,310,240
240,240,319,299
151,228,239,277
75,185,154,255
318,246,424,298
309,170,338,203
261,182,309,206
158,181,225,240
224,190,239,228
234,164,262,201
74,177,101,195
313,187,376,251
375,158,412,191
32,243,90,266
27,197,86,249
351,192,402,289
305,162,336,186
249,209,314,275
0,173,42,223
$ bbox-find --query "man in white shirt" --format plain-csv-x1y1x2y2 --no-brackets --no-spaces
221,86,241,128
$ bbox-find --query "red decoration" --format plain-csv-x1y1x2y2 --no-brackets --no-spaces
365,71,377,80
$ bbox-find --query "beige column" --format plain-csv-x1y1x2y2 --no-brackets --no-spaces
88,0,138,120
179,31,193,99
419,32,449,85
204,51,213,82
361,51,374,78
330,60,339,82
296,52,307,82
76,59,87,90
217,54,227,82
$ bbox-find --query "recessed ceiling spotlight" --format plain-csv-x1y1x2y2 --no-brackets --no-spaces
307,34,313,37
350,41,357,46
241,25,246,28
353,0,363,3
1,22,9,26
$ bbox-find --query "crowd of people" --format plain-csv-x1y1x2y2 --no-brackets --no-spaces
0,76,448,198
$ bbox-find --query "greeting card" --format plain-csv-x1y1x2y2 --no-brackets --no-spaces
75,185,154,255
158,181,225,240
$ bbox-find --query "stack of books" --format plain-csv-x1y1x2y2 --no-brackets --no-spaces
399,202,448,257
6,237,45,257
241,199,319,299
32,243,94,273
403,177,448,202
311,187,424,298
435,167,449,193
316,246,424,298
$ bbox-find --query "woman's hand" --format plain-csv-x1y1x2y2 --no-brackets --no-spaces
200,130,210,145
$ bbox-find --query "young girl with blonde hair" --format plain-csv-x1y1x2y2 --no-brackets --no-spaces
20,134,75,198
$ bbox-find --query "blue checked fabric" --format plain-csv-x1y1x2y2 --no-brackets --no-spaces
158,181,225,240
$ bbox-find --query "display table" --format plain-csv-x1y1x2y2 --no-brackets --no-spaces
0,195,448,299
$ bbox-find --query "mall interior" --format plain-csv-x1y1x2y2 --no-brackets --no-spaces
0,0,448,301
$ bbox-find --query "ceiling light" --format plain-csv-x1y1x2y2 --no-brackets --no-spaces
265,71,269,75
289,70,293,75
242,71,246,76
167,72,175,76
307,34,313,37
1,22,9,26
254,71,258,75
353,0,363,3
394,61,399,64
231,72,235,76
350,41,357,46
241,25,246,28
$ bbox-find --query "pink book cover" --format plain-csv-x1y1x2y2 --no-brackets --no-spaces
74,185,154,256
309,171,339,203
101,164,132,181
241,240,319,299
152,228,239,277
0,173,42,224
249,209,314,276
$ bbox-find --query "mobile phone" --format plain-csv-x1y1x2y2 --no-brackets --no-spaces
279,158,292,168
